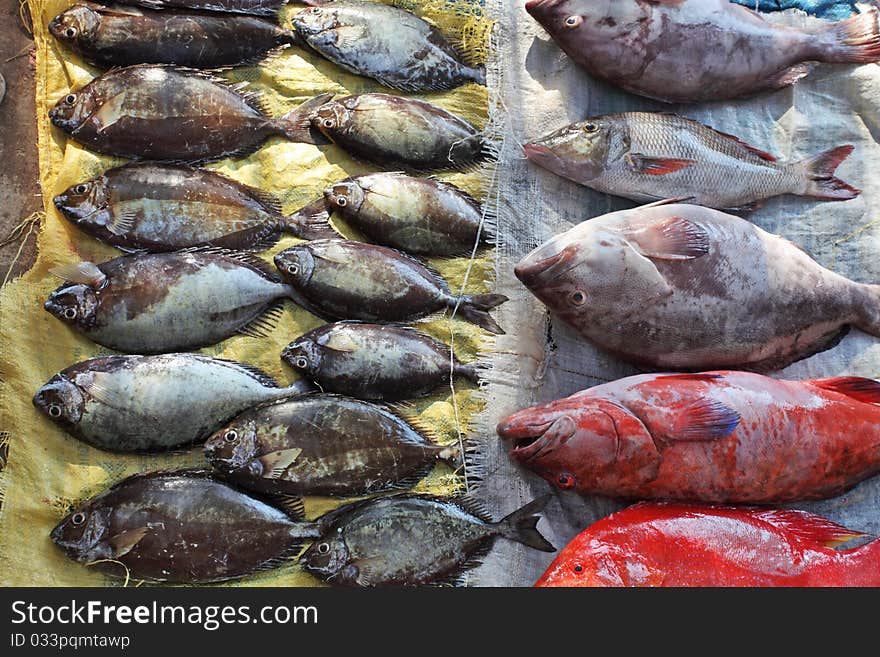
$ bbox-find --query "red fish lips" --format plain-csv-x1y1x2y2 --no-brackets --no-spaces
498,414,577,463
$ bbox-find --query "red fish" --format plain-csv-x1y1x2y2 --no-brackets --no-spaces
497,371,880,503
535,502,879,587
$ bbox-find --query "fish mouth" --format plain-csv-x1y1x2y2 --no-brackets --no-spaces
514,243,577,288
497,417,554,462
523,143,565,170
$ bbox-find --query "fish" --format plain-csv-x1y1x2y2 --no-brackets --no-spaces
309,93,488,171
34,354,313,452
292,1,484,91
51,470,321,583
281,321,480,401
49,64,331,162
44,248,304,353
49,3,299,69
515,199,880,372
54,162,335,253
204,394,461,496
106,0,289,16
535,502,880,587
274,239,507,334
498,370,880,503
313,172,489,256
525,0,880,104
524,113,860,212
300,494,554,586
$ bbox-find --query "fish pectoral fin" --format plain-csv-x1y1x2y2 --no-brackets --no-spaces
618,245,674,304
625,153,696,176
762,63,815,92
725,200,765,213
810,376,880,404
332,24,369,51
749,509,868,548
258,449,304,479
107,526,149,558
105,209,138,237
624,215,710,261
323,332,360,353
49,261,107,288
668,397,740,442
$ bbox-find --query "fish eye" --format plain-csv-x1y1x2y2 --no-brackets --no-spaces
294,356,309,369
286,263,300,276
569,290,587,306
65,27,77,38
224,430,238,443
48,404,63,418
317,543,330,555
74,184,88,194
63,307,78,319
564,16,582,28
335,197,347,207
322,119,334,129
71,512,86,525
557,473,575,489
573,563,584,573
64,94,77,105
309,7,321,13
583,122,599,133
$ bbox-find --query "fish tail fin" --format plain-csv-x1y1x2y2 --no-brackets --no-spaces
274,93,335,145
817,7,880,64
454,293,508,335
436,444,463,471
794,145,861,200
280,198,338,240
469,65,486,86
494,495,555,553
454,360,481,385
853,284,880,337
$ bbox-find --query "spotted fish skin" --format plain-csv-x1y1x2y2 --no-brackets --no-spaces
33,354,313,452
293,1,484,92
49,3,298,69
54,163,335,252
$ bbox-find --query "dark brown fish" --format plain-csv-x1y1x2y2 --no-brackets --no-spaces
205,394,460,496
55,162,335,252
315,172,489,256
281,321,479,401
273,239,507,334
300,494,554,586
51,470,320,583
44,249,301,353
49,3,298,69
107,0,287,16
33,354,313,452
49,65,331,162
309,94,488,171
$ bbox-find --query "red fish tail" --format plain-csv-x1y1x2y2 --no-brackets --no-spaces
794,145,860,200
815,7,880,64
834,538,880,586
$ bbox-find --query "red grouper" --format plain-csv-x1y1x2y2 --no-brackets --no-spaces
535,502,880,587
497,371,880,503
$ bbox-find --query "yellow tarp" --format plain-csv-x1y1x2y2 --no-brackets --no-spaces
0,0,492,586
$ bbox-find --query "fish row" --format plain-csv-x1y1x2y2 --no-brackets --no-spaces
50,1,485,91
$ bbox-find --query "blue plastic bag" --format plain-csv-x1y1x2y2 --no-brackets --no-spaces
732,1,857,20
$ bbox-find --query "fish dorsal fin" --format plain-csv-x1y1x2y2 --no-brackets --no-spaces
624,215,710,261
207,356,280,388
810,377,880,404
49,261,107,287
236,182,284,216
655,373,724,383
236,301,285,339
382,402,444,444
667,398,740,442
749,509,868,548
179,246,279,281
710,127,778,162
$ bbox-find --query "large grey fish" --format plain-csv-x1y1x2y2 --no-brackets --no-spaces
33,354,313,452
44,249,302,353
274,239,507,334
292,1,484,91
55,163,335,253
51,470,320,583
309,94,487,171
300,494,554,586
49,65,331,162
314,172,488,256
204,394,460,496
515,200,880,372
524,113,859,212
281,321,480,401
49,3,298,69
525,0,880,103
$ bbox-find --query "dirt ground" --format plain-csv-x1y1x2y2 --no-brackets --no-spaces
0,2,39,286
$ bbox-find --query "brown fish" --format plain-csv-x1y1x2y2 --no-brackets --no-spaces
51,470,320,583
49,3,299,69
205,394,461,496
44,249,302,353
515,200,880,372
309,93,488,171
524,113,859,212
108,0,288,16
317,172,489,256
281,321,480,401
49,65,331,162
525,0,880,103
274,239,507,334
55,162,335,252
